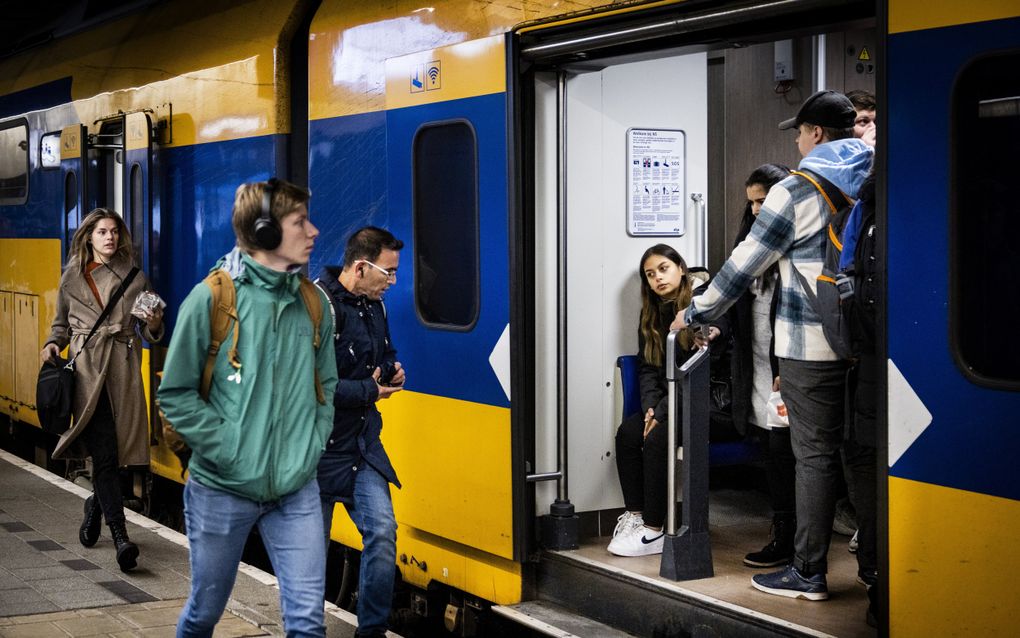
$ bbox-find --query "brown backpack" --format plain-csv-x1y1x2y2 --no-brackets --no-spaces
158,269,327,474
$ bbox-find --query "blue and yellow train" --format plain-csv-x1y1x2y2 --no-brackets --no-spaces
1,0,1017,635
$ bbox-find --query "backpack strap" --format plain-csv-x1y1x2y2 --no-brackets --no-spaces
298,276,327,405
313,278,342,340
200,269,240,401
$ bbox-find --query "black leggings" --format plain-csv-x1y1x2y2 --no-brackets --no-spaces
615,412,669,528
78,387,125,526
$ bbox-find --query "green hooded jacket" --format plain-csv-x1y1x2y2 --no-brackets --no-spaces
157,249,338,501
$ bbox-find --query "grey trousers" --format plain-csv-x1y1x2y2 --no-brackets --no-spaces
779,357,849,575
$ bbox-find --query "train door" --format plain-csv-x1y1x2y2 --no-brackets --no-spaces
532,54,708,520
885,6,1020,633
84,113,157,278
84,112,162,488
59,124,87,253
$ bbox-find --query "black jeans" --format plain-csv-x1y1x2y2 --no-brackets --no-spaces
615,411,669,528
766,427,796,519
78,387,125,526
779,357,849,576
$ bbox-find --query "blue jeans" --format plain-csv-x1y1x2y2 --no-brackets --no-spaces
322,464,397,636
178,478,326,638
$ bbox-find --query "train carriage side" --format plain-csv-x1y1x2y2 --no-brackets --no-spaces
885,1,1020,635
308,1,532,607
0,0,315,484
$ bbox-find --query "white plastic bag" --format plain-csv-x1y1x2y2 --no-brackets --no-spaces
766,390,790,428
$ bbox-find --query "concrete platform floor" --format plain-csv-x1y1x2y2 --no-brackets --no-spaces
0,449,388,638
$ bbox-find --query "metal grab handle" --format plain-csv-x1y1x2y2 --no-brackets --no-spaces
690,193,706,267
665,330,710,536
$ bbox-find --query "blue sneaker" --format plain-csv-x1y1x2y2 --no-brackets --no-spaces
752,565,828,601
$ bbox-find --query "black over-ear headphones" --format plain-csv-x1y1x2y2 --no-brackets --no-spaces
253,178,282,250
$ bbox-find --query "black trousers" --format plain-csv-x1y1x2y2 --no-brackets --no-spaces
615,412,669,528
78,387,125,526
766,427,797,519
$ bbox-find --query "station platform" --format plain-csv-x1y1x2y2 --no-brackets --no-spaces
0,449,388,638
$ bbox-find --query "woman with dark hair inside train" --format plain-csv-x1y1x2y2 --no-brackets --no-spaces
726,163,799,568
607,244,726,557
40,208,164,572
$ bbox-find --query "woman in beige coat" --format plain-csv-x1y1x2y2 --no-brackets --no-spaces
41,208,164,572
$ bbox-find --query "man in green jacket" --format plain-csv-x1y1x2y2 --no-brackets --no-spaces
158,178,338,638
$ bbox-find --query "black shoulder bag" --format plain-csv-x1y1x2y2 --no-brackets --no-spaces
37,267,139,435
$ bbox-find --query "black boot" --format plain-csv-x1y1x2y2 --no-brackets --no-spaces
79,495,102,547
744,515,795,567
109,521,139,572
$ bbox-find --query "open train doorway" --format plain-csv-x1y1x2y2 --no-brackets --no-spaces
531,52,709,525
518,2,877,635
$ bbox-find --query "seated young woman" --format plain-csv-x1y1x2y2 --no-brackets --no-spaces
608,244,727,557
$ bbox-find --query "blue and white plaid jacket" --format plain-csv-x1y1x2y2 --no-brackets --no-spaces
685,138,873,361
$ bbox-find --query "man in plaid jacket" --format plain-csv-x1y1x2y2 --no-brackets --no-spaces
672,91,873,601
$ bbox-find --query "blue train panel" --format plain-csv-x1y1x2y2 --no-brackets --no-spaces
308,110,389,270
157,135,280,331
0,77,72,120
309,93,510,409
887,15,1020,502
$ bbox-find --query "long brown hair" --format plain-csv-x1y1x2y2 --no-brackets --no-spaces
639,244,694,366
69,208,134,273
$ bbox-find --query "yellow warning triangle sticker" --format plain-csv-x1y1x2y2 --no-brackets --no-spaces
858,47,871,61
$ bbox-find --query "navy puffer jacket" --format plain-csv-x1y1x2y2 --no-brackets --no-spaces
315,266,401,502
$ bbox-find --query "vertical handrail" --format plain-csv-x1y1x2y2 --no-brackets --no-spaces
538,69,578,550
665,330,681,535
555,69,569,503
662,330,713,580
690,193,707,268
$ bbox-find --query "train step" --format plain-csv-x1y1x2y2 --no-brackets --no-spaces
491,600,634,637
535,549,835,638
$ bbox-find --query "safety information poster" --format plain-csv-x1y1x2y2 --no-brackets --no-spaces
626,128,685,236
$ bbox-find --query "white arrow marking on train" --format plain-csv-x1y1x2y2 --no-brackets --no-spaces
887,358,933,468
489,323,511,401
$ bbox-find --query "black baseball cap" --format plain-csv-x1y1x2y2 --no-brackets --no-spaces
778,90,857,130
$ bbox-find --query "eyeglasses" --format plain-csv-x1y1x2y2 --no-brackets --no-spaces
358,259,397,281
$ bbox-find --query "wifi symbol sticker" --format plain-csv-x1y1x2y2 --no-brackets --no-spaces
425,61,441,91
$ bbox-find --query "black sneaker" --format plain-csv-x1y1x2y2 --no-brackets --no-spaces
744,538,793,567
744,517,794,567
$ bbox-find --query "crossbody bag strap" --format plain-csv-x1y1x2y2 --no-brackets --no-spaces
69,266,140,367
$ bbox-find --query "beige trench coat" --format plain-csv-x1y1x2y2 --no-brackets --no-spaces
45,254,163,466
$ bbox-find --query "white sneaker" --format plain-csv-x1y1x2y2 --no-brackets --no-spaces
611,511,644,539
849,530,859,554
607,525,665,557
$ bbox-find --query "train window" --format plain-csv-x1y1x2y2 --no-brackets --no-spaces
952,52,1020,389
412,120,479,330
130,163,144,261
0,120,29,205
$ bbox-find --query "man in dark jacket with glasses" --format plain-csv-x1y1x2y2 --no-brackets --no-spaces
316,226,405,638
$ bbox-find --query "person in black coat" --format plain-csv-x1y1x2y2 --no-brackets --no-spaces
607,244,727,558
316,227,405,638
725,164,800,568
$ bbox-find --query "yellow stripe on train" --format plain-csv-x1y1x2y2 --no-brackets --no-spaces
326,389,520,603
889,476,1020,637
384,35,506,111
889,0,1020,34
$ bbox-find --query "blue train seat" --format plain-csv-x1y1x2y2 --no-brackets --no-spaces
615,355,762,467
